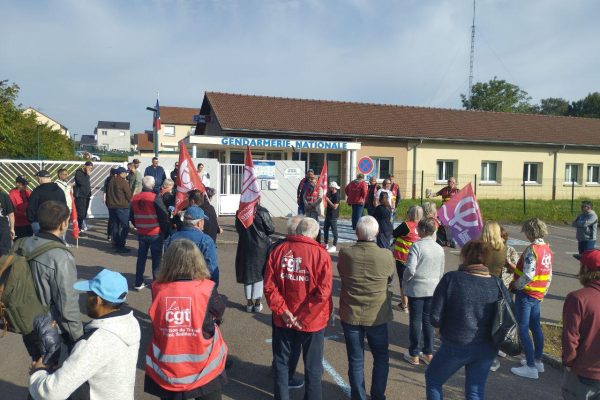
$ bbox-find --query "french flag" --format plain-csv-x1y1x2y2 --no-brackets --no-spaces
153,99,161,130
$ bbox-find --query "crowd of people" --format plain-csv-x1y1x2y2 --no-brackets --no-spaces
0,162,598,400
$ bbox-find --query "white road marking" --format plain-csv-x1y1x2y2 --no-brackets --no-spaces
322,358,351,398
548,224,575,232
547,234,578,243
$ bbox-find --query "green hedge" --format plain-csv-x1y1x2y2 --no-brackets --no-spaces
338,199,596,225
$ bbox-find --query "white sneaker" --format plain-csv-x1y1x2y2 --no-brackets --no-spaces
497,350,507,358
511,365,539,379
133,283,146,291
490,359,501,372
253,303,263,313
246,304,254,313
520,359,544,373
325,244,330,250
327,245,337,253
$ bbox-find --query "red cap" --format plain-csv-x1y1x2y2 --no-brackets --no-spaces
580,249,600,271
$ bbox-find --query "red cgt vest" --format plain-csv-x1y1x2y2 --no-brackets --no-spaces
131,191,160,236
393,220,419,262
514,243,553,300
146,280,227,392
305,185,319,204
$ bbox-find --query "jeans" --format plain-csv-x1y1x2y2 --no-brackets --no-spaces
272,326,324,400
135,235,163,286
341,322,389,400
75,197,90,227
407,297,434,357
515,291,544,367
323,218,338,246
351,204,365,230
110,208,130,249
298,202,305,215
32,221,40,235
578,240,596,254
271,317,302,382
395,261,406,289
425,341,496,400
562,370,600,400
244,281,264,300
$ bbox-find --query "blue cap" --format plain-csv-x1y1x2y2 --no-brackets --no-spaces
184,206,209,221
73,269,128,303
115,167,127,174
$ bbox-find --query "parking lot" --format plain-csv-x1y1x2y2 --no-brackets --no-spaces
1,217,579,399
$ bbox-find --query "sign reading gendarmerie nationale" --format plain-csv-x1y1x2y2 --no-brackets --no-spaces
221,137,349,150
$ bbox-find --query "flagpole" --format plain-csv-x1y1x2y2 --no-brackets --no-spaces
153,91,159,158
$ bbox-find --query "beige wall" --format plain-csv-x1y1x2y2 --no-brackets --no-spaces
359,140,410,195
406,142,600,199
159,123,194,152
24,108,69,137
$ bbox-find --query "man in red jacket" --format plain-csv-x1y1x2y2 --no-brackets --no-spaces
345,173,368,230
264,217,333,400
562,249,600,399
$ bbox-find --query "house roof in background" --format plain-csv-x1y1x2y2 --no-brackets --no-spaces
23,107,69,130
97,121,130,130
161,106,199,125
134,131,154,151
79,135,96,145
202,92,600,147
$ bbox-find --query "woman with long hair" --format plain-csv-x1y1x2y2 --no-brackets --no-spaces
480,221,506,279
426,240,509,400
145,239,227,400
374,192,393,249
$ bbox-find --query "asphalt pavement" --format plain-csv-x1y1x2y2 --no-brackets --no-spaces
0,217,580,399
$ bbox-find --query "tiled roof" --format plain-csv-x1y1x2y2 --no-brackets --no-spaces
97,121,130,130
134,132,154,151
161,106,199,125
203,92,600,147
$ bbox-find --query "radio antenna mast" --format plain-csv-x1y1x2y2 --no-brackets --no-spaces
468,0,476,100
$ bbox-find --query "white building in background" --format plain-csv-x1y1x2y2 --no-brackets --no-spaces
95,121,131,151
23,107,71,138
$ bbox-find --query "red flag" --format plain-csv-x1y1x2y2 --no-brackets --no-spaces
70,192,80,240
437,183,483,247
237,146,260,228
153,98,161,130
174,141,206,213
317,157,328,215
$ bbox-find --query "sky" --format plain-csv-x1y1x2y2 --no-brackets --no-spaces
1,0,599,139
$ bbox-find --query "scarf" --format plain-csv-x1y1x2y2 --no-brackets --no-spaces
458,263,490,276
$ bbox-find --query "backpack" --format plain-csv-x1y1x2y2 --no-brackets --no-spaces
0,238,69,336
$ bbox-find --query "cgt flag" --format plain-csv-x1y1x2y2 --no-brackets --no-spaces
174,140,206,213
437,182,483,248
70,192,80,240
237,146,260,228
316,157,328,216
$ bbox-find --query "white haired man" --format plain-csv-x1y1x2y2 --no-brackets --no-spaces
264,218,333,400
337,216,395,400
130,176,170,290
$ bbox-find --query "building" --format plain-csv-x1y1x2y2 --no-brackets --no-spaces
95,121,131,152
133,131,154,154
180,92,600,200
23,107,70,138
156,106,199,153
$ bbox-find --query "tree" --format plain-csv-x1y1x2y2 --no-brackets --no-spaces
539,97,570,116
568,92,600,118
461,77,535,113
0,80,74,159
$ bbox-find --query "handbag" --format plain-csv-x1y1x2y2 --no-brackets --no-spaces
491,277,523,356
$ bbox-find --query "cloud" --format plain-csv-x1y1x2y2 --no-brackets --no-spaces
1,0,599,136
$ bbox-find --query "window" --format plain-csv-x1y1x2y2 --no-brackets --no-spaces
565,164,581,184
369,157,392,180
436,160,455,182
101,130,107,136
164,126,175,137
119,131,126,137
523,163,541,183
481,161,500,183
587,165,600,184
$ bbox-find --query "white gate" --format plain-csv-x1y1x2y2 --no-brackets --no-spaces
218,163,243,215
0,159,126,218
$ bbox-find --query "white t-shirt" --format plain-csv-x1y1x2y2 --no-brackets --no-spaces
375,188,394,206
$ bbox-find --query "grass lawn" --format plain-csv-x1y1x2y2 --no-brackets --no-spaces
337,198,597,225
541,322,562,359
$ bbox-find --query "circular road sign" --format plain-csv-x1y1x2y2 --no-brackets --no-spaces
357,156,374,175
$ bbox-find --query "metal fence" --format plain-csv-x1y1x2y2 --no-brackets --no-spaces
386,170,600,202
0,159,126,218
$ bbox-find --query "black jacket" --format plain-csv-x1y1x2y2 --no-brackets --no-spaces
201,202,220,243
27,183,67,223
235,205,275,284
74,168,91,199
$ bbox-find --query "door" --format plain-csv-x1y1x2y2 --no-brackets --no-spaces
219,163,243,215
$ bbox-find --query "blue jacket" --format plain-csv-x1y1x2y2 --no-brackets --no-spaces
143,165,167,193
166,227,220,287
